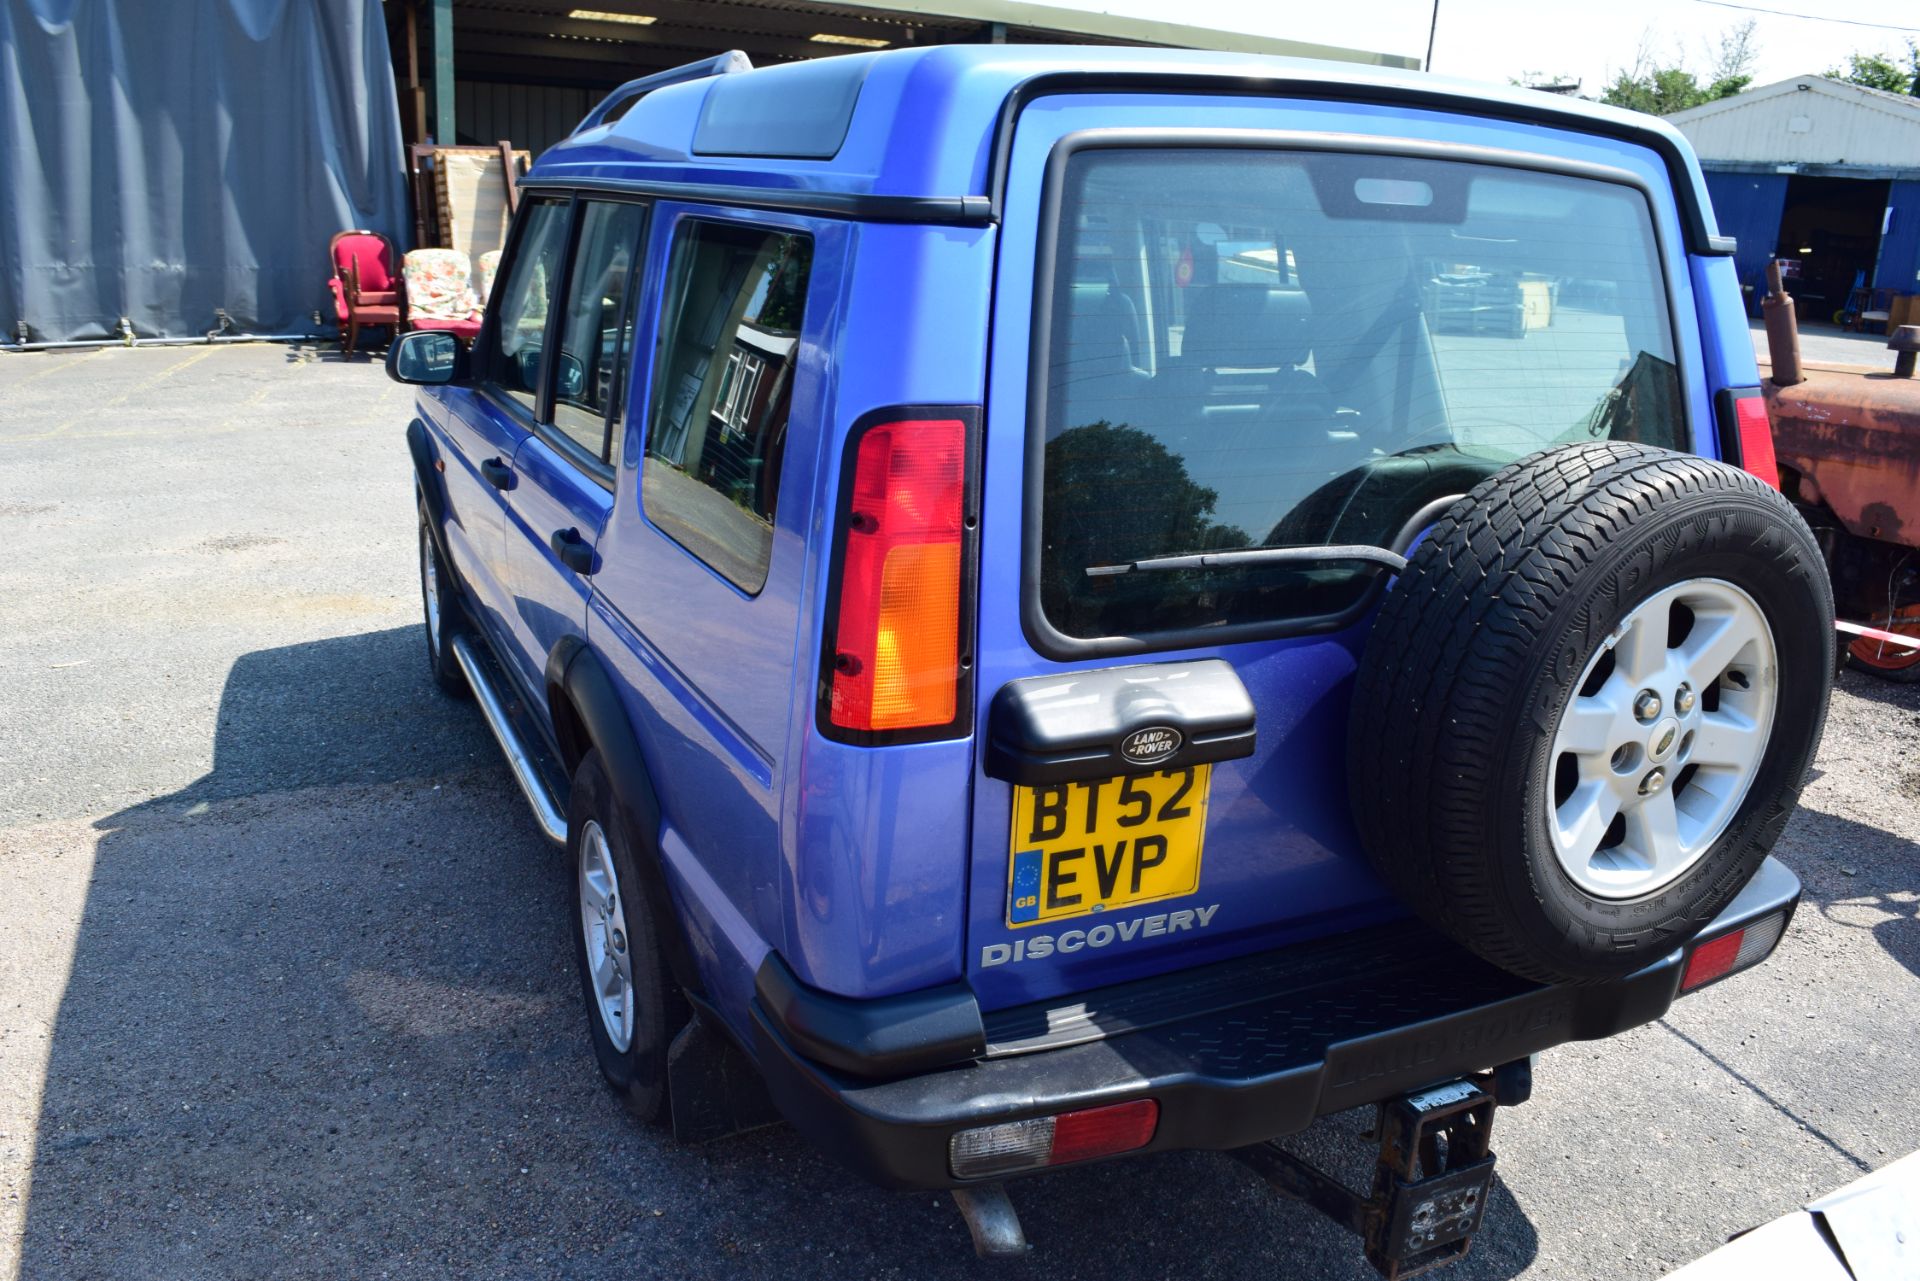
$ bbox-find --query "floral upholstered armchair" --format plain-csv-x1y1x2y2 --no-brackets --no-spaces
401,248,483,344
476,250,503,307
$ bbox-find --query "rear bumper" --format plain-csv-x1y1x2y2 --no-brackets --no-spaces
751,857,1800,1189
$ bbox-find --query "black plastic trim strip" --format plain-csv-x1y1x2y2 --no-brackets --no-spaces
1715,384,1764,471
405,417,456,574
985,70,1735,257
754,952,986,1079
519,178,993,226
1019,127,1693,661
815,404,983,747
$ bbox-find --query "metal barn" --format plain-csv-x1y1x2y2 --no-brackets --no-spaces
1669,76,1920,323
389,0,1416,160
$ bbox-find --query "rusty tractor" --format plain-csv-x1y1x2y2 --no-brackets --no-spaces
1761,262,1920,681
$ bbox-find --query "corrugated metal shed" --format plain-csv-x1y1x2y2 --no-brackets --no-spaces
422,0,1417,160
1667,75,1920,175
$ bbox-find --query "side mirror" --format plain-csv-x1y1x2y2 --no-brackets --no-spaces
386,330,465,385
556,352,586,401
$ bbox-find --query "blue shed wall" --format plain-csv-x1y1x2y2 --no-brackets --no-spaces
1703,171,1788,308
1875,180,1920,293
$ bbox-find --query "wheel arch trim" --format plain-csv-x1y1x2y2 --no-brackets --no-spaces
406,417,456,571
546,634,708,997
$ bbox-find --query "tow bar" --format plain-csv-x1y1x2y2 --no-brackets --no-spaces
1233,1073,1508,1279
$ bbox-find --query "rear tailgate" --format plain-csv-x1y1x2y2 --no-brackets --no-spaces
966,90,1709,1011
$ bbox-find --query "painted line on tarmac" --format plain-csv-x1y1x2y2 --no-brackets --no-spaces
8,347,228,442
0,346,110,391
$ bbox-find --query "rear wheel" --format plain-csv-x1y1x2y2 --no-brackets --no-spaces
568,749,685,1123
1349,443,1833,984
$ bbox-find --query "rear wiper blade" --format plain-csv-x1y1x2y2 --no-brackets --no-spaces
1085,544,1408,578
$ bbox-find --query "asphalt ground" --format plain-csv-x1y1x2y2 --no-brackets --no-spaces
2,343,1918,1281
1748,317,1907,371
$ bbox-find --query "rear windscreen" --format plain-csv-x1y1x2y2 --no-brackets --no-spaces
1037,147,1683,643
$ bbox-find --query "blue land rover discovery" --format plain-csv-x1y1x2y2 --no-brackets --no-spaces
387,45,1832,1273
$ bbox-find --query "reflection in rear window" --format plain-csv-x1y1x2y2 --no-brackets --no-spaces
1037,148,1682,643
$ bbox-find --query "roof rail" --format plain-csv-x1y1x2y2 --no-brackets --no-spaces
571,50,753,137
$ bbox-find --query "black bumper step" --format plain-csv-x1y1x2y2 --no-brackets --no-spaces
981,919,1534,1061
750,858,1801,1189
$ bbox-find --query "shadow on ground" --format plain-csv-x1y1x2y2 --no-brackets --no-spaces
1780,669,1920,983
16,625,1539,1279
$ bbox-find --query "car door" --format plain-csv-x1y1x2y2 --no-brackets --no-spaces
587,208,830,954
429,196,571,659
499,198,650,707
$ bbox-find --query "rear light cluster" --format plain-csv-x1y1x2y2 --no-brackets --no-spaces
1719,389,1779,489
948,1099,1160,1179
822,411,976,741
1679,909,1788,993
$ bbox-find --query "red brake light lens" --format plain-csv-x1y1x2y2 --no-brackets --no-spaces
1680,910,1788,993
827,417,968,735
1733,394,1779,488
1047,1099,1161,1165
1681,929,1743,991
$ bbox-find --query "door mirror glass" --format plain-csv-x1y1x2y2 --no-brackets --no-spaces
555,351,586,402
515,346,544,394
386,330,462,385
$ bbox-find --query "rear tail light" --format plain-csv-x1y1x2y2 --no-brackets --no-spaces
821,410,976,741
1717,388,1779,488
1680,910,1788,992
948,1099,1160,1179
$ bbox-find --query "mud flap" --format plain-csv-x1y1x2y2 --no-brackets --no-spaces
667,1006,782,1144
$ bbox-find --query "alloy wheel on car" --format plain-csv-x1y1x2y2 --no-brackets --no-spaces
577,818,636,1052
1548,579,1777,900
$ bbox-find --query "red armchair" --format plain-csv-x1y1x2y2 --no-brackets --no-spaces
328,230,402,356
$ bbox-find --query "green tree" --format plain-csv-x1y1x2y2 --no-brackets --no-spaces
1827,42,1920,96
1598,22,1755,116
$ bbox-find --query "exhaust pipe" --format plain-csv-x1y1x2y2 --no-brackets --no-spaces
1763,260,1804,388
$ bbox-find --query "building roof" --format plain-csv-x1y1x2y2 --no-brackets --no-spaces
442,0,1415,90
1666,74,1920,171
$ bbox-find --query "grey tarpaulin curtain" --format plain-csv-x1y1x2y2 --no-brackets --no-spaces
0,0,409,342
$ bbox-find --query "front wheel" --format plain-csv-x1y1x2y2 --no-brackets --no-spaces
418,506,468,698
568,749,686,1123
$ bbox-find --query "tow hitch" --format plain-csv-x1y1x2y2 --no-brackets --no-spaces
1233,1073,1508,1279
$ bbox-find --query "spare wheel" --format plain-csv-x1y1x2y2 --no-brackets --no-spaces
1348,442,1833,985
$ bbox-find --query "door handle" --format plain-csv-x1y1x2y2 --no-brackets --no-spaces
550,527,596,575
480,457,513,490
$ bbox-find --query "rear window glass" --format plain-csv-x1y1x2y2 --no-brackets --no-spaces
1037,147,1683,643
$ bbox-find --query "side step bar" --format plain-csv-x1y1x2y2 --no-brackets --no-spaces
449,634,569,846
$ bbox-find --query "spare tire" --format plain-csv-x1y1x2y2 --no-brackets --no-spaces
1349,442,1833,984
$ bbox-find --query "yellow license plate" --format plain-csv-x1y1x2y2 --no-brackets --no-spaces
1006,766,1211,927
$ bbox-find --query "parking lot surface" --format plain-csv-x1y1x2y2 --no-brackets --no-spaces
1749,317,1908,370
3,343,1917,1280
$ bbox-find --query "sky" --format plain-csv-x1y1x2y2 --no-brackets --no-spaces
1058,0,1919,96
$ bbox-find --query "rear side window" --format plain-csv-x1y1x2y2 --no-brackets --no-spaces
643,221,812,594
482,198,570,417
1037,146,1682,645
